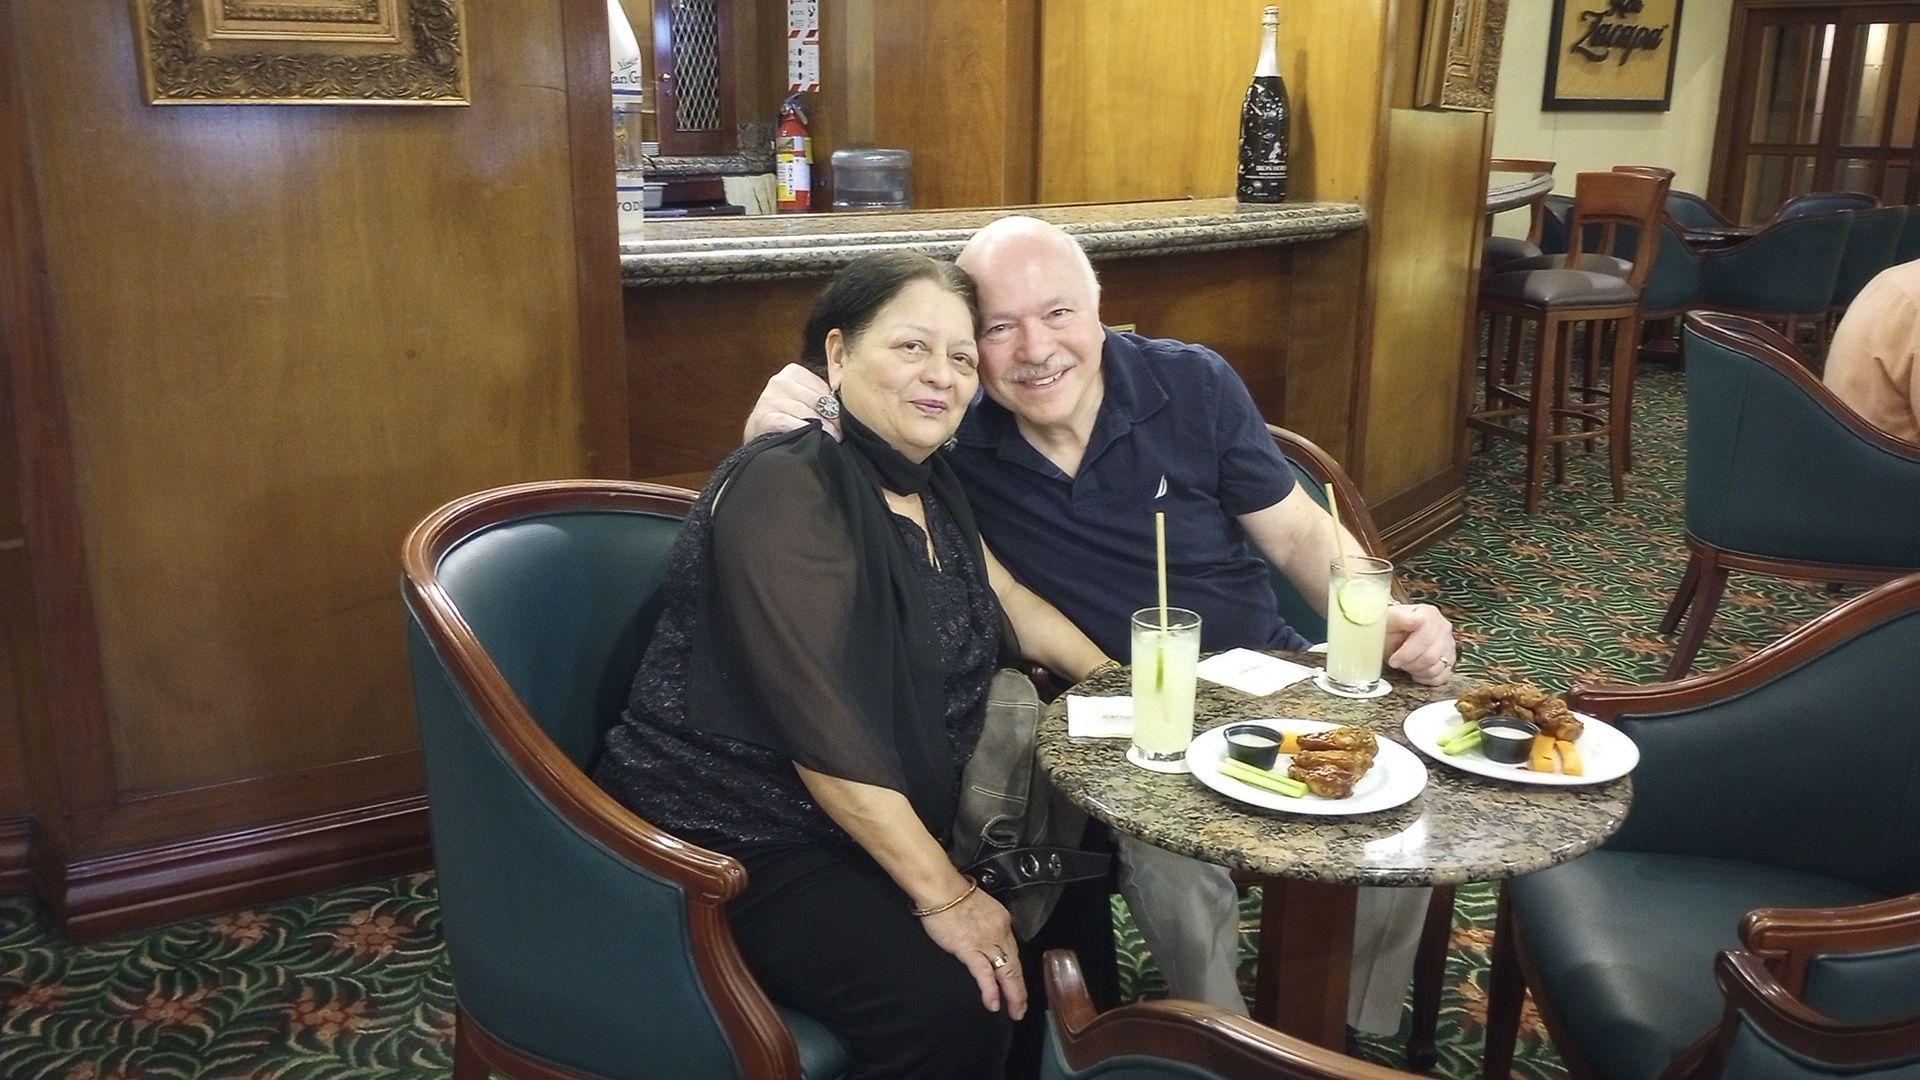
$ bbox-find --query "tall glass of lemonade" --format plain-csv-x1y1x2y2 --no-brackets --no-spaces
1325,556,1392,694
1129,607,1201,772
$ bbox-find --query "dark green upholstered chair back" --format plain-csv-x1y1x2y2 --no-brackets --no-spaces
1699,213,1853,317
1898,210,1920,265
1833,206,1908,307
1667,190,1732,231
1609,218,1702,314
1774,191,1877,221
1696,950,1920,1079
1681,315,1920,567
1538,194,1574,255
403,481,826,1080
1248,427,1387,646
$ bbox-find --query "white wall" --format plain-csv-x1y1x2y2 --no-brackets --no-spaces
1491,0,1735,232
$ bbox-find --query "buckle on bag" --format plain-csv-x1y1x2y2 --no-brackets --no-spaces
964,846,1109,898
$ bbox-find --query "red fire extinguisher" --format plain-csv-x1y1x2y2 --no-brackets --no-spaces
776,94,812,212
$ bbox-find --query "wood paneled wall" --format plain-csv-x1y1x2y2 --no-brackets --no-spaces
1,0,620,933
1037,0,1270,204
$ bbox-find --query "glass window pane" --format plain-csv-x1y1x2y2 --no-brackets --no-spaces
1836,157,1881,193
1751,22,1837,144
1895,27,1920,149
1881,163,1910,205
1843,24,1898,145
1740,154,1818,222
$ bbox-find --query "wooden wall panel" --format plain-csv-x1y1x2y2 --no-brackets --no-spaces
1037,0,1269,204
1096,250,1291,421
0,352,27,840
4,0,619,924
17,0,591,798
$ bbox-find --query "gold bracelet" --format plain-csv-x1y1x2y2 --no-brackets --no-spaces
912,876,978,917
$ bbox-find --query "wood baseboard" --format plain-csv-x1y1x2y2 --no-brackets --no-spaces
0,816,28,894
32,796,431,940
1378,472,1465,559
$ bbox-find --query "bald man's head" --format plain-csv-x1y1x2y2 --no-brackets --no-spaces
957,216,1109,434
957,216,1101,305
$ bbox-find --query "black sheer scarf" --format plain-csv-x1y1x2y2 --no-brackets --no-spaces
685,409,1014,837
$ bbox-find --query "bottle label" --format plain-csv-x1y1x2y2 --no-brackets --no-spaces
1237,78,1290,203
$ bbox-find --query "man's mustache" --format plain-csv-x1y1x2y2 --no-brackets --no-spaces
1006,356,1077,383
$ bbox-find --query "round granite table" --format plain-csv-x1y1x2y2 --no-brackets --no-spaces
1037,654,1633,1049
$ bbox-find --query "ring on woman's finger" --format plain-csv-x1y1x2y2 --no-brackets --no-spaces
815,394,841,420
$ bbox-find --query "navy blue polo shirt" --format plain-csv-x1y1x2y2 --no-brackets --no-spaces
950,330,1307,659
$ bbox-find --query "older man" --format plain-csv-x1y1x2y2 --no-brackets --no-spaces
748,217,1456,1031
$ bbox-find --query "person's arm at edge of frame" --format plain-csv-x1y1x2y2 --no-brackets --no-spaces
1236,490,1457,685
981,544,1112,684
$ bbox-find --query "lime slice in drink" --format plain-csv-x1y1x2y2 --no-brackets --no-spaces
1336,579,1390,626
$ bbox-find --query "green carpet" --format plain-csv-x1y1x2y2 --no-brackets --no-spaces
0,363,1847,1078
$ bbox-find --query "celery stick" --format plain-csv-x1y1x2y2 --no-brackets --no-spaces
1220,758,1310,798
1442,729,1484,756
1439,719,1478,744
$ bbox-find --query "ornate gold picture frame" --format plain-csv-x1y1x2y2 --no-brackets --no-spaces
131,0,471,105
1416,0,1510,112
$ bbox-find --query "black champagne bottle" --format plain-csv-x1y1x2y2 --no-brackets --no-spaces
1236,5,1289,203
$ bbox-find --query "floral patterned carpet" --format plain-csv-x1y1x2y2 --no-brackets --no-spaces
0,364,1845,1078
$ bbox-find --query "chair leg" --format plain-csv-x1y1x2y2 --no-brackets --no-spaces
1503,313,1524,393
1482,885,1525,1080
453,1010,489,1080
1479,311,1508,453
1659,549,1704,635
1523,318,1560,515
1407,884,1456,1073
1581,320,1599,455
1608,316,1636,503
1666,551,1729,679
1551,319,1573,488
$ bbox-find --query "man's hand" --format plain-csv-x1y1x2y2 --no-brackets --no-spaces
1384,603,1456,685
744,363,840,443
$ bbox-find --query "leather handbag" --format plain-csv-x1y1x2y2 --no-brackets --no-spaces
948,667,1109,939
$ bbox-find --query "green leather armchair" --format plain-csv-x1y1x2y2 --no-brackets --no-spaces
1665,191,1734,232
1040,951,1412,1080
1690,943,1920,1078
1482,572,1920,1080
1831,206,1909,311
1697,213,1854,341
1898,208,1920,265
1772,191,1878,222
402,480,850,1080
1659,313,1920,677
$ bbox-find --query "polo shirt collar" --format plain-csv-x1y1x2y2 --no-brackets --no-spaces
956,330,1170,476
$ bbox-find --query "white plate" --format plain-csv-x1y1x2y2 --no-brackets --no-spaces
1401,699,1639,786
1188,719,1428,816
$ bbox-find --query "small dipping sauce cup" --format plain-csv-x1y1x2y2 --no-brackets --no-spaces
1479,716,1539,765
1223,723,1285,771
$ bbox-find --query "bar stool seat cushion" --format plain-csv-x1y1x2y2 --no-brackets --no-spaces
1510,851,1883,1080
1483,235,1544,273
1496,252,1634,278
1481,268,1638,307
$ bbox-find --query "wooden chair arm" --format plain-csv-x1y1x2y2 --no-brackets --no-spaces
1740,892,1920,993
1681,950,1920,1078
1042,951,1411,1079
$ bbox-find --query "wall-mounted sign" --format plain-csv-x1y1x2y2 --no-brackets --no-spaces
1544,0,1683,112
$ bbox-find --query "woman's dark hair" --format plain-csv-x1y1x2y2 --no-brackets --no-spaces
799,252,977,375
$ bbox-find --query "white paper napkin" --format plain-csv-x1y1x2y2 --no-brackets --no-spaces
1066,695,1133,739
1195,648,1317,696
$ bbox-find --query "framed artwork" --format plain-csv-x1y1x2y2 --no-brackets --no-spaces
1416,0,1510,112
131,0,471,105
1544,0,1684,112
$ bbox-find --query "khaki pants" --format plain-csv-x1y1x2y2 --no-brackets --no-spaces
1116,836,1428,1034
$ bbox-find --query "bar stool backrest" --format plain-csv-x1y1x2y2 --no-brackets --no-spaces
1567,170,1670,291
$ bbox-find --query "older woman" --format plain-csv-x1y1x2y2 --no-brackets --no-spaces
593,252,1108,1079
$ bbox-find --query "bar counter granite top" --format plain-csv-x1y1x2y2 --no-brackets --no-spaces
619,198,1367,285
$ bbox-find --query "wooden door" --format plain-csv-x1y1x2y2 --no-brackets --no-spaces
1714,2,1920,220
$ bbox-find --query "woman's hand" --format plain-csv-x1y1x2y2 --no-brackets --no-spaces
918,887,1027,1020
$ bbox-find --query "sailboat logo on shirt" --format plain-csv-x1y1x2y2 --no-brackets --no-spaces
1154,475,1168,499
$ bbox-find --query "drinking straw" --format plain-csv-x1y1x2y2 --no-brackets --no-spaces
1328,491,1350,578
1154,511,1169,629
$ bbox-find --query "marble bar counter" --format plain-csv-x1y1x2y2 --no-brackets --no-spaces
1486,169,1555,215
619,198,1368,286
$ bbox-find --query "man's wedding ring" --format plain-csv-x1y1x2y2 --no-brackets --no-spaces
988,950,1009,970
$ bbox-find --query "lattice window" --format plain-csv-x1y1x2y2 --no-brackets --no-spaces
670,0,723,132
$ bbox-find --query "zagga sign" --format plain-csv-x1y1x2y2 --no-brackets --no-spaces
1570,0,1671,65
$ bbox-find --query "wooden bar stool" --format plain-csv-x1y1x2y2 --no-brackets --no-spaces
1470,171,1668,513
